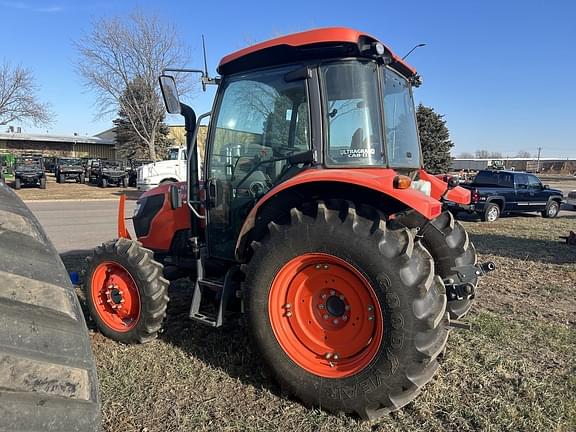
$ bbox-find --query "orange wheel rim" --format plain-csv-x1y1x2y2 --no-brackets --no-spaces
91,261,141,332
269,253,383,378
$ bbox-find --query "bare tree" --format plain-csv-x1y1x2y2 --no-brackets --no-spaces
75,11,192,160
475,149,490,158
0,62,53,126
516,150,532,158
458,152,474,158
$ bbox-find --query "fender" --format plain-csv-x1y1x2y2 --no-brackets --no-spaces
419,169,470,204
485,195,506,210
235,168,444,259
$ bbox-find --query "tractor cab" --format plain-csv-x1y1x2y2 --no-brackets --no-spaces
159,28,458,262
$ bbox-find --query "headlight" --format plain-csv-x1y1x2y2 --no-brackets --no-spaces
410,180,431,196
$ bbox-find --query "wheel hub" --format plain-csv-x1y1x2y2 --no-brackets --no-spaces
91,261,141,332
325,294,346,317
269,253,383,378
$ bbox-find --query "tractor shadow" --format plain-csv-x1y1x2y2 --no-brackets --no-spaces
159,280,283,396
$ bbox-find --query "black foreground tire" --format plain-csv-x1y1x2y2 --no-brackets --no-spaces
481,202,500,222
84,238,169,344
542,200,560,218
397,210,477,319
0,184,100,430
244,201,448,420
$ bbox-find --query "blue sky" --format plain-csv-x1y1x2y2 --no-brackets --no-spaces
1,0,575,157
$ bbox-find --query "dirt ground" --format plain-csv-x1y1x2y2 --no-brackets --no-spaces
10,173,143,201
61,211,576,432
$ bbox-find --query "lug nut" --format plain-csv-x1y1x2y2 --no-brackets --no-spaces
339,295,345,300
342,315,348,321
330,290,336,296
323,314,329,320
284,303,291,309
345,305,350,311
368,315,374,321
285,311,292,317
332,353,339,361
318,304,325,309
368,305,373,311
107,284,114,289
325,352,332,359
332,319,339,325
315,264,322,269
323,264,329,269
321,294,327,300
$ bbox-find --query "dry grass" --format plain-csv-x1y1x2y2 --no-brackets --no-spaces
61,212,576,432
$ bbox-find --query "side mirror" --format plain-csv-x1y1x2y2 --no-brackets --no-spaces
447,176,460,189
168,184,182,209
543,184,549,189
159,75,181,114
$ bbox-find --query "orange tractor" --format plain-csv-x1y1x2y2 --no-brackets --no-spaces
84,28,494,419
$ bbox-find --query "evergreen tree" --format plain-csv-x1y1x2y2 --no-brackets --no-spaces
416,104,454,173
113,77,173,160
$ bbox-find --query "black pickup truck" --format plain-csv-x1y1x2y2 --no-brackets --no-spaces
449,170,563,222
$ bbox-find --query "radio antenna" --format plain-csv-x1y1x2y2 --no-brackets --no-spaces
201,35,209,91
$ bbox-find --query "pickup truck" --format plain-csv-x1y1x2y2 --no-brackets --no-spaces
136,146,187,191
449,170,563,222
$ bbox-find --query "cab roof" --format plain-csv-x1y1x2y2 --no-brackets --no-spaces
217,27,416,78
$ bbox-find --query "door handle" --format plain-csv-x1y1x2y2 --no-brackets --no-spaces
206,177,218,208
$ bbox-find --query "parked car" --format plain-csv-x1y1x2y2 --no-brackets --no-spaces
96,160,128,188
448,170,563,222
55,157,85,183
567,190,576,210
13,155,46,189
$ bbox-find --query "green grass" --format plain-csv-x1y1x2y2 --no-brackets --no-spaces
62,212,576,431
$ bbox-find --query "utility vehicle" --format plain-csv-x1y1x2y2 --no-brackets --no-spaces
55,157,86,183
96,160,128,188
85,27,493,419
13,155,46,189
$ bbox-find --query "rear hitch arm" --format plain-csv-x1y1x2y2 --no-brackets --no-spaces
444,261,496,302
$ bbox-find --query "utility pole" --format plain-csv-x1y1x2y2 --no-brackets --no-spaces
536,147,542,172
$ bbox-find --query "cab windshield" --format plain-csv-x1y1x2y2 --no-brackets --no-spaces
321,60,421,168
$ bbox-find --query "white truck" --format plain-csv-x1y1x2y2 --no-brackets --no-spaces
137,146,187,191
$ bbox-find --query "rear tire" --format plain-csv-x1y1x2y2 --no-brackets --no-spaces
481,202,500,222
542,200,560,218
80,173,85,184
244,201,448,419
397,210,477,319
84,238,169,344
14,178,21,189
100,178,107,188
0,186,100,430
40,176,46,189
59,174,65,184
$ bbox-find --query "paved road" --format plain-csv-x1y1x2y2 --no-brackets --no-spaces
27,200,137,254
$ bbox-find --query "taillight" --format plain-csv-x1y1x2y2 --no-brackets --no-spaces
471,189,480,203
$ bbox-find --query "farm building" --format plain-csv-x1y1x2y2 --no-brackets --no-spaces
0,130,116,159
452,157,576,174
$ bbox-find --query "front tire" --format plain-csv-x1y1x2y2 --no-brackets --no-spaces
542,200,560,218
244,201,448,419
84,238,169,344
100,178,107,188
14,178,21,189
40,177,46,189
397,210,477,319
